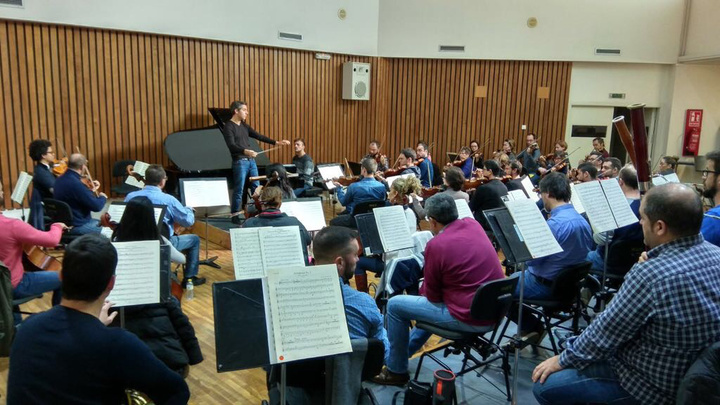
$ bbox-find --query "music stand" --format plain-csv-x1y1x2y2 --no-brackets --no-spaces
179,178,232,269
10,171,33,222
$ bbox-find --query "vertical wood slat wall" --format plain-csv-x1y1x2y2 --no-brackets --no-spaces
0,20,571,208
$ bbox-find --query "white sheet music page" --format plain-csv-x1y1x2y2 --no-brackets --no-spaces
663,173,680,183
11,171,33,204
107,203,163,225
133,161,150,176
569,183,586,214
504,198,563,259
455,199,473,219
125,176,145,189
259,226,306,269
107,241,160,307
573,181,616,234
266,265,351,364
386,173,412,189
373,205,414,252
318,165,345,191
599,178,638,229
229,228,265,280
182,179,230,208
521,176,540,202
508,189,529,201
280,200,326,231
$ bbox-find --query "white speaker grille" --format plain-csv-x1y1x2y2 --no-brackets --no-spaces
355,82,367,98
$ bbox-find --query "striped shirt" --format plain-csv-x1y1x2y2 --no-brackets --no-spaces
560,234,720,404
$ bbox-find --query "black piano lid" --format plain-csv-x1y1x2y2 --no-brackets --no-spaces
164,108,270,172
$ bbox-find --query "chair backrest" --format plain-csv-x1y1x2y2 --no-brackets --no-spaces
550,261,591,304
111,159,137,178
326,337,384,404
470,277,520,325
0,262,15,357
352,199,386,216
676,341,720,405
606,238,645,277
42,198,74,225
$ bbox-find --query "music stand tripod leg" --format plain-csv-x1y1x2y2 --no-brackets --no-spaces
198,213,220,269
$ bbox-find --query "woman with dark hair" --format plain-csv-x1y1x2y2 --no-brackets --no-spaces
441,166,470,202
111,196,203,376
469,140,484,169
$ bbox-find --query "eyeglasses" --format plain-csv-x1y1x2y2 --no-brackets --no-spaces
701,170,720,177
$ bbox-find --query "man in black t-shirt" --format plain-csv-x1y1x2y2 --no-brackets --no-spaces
221,101,290,221
291,138,315,197
8,234,189,405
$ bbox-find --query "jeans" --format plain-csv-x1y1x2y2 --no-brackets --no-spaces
586,249,605,272
385,295,491,374
13,271,62,324
509,271,553,334
356,256,384,276
170,234,200,279
70,218,102,235
231,158,259,213
533,361,639,405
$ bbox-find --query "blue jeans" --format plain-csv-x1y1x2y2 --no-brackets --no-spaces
533,361,639,405
385,295,491,374
232,158,259,213
586,249,605,272
356,256,384,276
13,271,62,323
70,218,102,235
170,234,200,279
293,184,312,198
510,271,553,334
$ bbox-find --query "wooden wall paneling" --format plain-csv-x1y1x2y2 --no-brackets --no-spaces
0,21,11,206
6,23,22,196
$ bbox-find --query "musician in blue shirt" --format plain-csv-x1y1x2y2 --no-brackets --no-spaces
125,165,204,286
330,158,387,228
700,150,720,247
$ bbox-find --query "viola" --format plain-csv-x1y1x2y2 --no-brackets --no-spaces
420,186,441,199
334,176,361,187
383,166,409,178
462,176,491,191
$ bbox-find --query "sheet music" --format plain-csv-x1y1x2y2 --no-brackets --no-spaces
100,226,114,239
599,179,638,229
573,181,617,234
259,226,306,270
106,203,163,225
182,179,230,208
125,175,145,189
653,173,680,186
651,176,667,186
569,183,586,214
107,241,160,307
230,227,306,280
663,173,680,183
455,198,473,219
11,171,33,204
318,165,345,190
133,161,150,176
520,176,539,202
230,228,265,280
373,205,414,252
386,173,412,189
507,189,528,201
266,265,351,363
504,199,563,258
280,200,326,231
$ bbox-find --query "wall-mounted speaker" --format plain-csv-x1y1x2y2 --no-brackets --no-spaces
342,62,370,101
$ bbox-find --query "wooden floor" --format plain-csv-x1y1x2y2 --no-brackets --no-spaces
0,197,445,404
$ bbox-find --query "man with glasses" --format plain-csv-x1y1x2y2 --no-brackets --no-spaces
701,150,720,247
28,139,57,230
125,165,205,287
415,142,434,187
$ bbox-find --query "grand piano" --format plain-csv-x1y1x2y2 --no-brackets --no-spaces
163,108,271,202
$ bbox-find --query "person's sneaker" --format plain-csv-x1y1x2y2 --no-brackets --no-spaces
183,276,206,288
371,367,409,386
231,216,242,225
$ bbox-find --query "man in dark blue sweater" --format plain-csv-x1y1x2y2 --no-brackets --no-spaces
8,234,189,405
53,153,107,235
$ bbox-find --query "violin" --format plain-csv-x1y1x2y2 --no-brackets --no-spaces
51,157,69,177
81,166,100,197
420,186,441,199
334,176,361,187
462,176,491,191
450,156,468,168
383,166,409,178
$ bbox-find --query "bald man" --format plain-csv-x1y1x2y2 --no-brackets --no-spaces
532,183,720,405
53,153,107,235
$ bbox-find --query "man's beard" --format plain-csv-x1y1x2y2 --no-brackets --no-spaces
702,184,717,200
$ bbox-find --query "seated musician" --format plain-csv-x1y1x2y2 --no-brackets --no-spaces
247,163,296,218
505,161,525,193
111,197,203,376
586,165,642,272
452,146,474,179
269,226,389,399
0,180,69,319
27,139,56,230
657,155,678,176
125,164,205,287
329,157,387,228
509,173,593,342
469,140,484,170
243,186,311,265
7,234,190,404
533,183,720,405
376,148,421,183
441,166,470,202
516,133,541,180
575,162,598,183
354,176,424,293
701,150,720,247
502,138,517,162
600,157,621,179
53,153,107,235
591,136,610,159
292,138,315,197
469,160,509,231
415,141,434,187
366,140,389,172
538,152,569,177
372,193,504,385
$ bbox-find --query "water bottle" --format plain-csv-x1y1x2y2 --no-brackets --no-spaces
186,279,194,301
